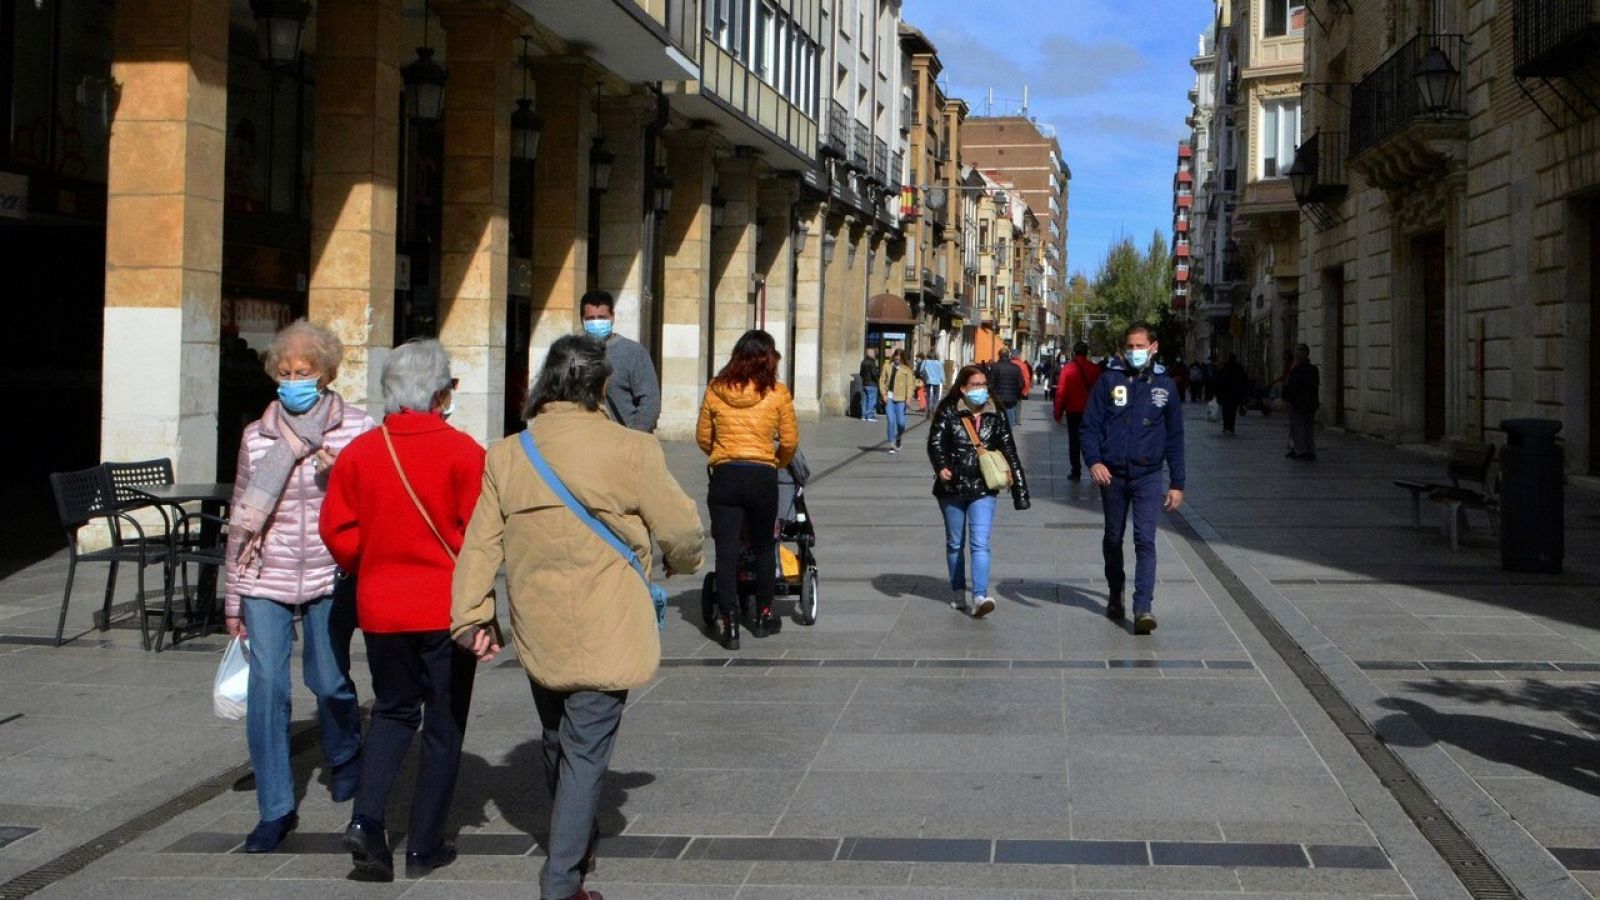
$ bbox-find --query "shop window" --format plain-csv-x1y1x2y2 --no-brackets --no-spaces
6,0,113,182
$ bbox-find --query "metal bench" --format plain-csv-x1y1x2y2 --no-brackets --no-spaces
1393,442,1495,531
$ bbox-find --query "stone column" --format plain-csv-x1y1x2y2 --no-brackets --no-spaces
791,203,826,421
818,212,851,415
308,0,403,414
842,222,870,382
435,4,520,445
527,58,599,377
657,128,715,438
757,176,799,385
101,0,229,482
596,95,655,347
710,155,757,371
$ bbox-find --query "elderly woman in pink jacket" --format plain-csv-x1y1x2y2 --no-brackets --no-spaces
224,319,375,853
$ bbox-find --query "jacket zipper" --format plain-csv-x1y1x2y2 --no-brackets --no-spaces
295,460,307,601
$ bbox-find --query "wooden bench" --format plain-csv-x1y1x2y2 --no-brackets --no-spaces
1428,462,1500,551
1393,442,1495,532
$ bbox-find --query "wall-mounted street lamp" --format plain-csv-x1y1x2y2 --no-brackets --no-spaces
846,239,859,269
792,223,809,256
821,230,837,266
1416,44,1459,113
250,0,310,68
590,140,615,193
711,190,728,228
510,36,543,162
1286,151,1313,204
652,167,674,217
402,1,446,122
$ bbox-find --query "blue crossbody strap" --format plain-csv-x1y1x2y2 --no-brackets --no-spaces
518,430,649,582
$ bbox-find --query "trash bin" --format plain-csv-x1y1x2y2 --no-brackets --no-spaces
1499,418,1564,573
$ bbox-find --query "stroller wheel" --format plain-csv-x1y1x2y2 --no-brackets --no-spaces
701,572,717,627
796,566,819,626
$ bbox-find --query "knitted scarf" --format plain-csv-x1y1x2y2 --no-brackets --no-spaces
233,392,344,570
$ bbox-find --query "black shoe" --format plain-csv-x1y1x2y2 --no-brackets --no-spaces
720,615,741,651
405,839,458,879
244,810,298,853
343,816,393,882
751,606,779,638
1068,470,1082,481
1106,593,1126,622
1285,450,1297,458
330,751,361,802
1134,613,1158,635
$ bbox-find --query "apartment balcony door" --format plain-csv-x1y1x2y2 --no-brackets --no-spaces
1418,233,1448,441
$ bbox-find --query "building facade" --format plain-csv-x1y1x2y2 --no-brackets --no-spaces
1187,24,1221,362
1173,141,1195,323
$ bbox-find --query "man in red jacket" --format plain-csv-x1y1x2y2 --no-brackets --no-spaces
1053,341,1102,481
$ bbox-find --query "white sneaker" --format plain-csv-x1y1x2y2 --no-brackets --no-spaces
972,596,996,619
950,591,970,613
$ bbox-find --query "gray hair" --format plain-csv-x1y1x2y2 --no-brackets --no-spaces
263,319,344,376
381,339,453,415
524,335,611,420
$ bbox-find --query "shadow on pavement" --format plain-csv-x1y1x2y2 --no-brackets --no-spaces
870,573,955,608
453,741,654,845
1375,696,1600,797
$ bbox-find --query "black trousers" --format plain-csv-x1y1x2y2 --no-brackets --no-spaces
1221,399,1238,434
1066,412,1085,475
354,630,477,852
707,463,779,617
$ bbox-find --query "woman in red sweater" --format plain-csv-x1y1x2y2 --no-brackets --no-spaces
320,339,487,882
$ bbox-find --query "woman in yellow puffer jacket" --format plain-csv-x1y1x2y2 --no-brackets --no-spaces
696,330,800,650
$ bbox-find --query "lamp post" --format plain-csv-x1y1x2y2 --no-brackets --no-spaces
652,168,674,217
402,1,446,122
510,37,542,162
1287,150,1313,204
1416,44,1459,113
590,140,615,193
250,0,309,68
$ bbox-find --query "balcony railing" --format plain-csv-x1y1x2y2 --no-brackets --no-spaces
822,101,849,158
1515,0,1600,77
871,137,889,184
664,0,700,63
888,151,904,188
850,121,871,171
1350,34,1468,159
1294,130,1348,203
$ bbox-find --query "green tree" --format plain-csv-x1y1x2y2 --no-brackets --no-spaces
1087,231,1172,352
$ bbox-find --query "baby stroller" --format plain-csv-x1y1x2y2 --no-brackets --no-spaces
701,451,819,628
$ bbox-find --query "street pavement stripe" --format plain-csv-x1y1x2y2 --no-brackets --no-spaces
1550,848,1600,871
1355,660,1591,673
655,657,1256,671
0,827,36,851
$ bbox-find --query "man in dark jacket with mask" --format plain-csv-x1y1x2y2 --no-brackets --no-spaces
988,350,1025,427
1082,324,1186,635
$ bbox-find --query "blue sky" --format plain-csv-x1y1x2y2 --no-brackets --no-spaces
906,0,1211,278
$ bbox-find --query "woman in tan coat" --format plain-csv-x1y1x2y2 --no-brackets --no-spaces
696,329,800,650
878,348,916,453
452,335,703,900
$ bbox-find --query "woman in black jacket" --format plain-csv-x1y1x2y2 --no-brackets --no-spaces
926,365,1030,618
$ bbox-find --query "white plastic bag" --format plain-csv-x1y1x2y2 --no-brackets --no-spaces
1206,399,1220,422
213,637,250,720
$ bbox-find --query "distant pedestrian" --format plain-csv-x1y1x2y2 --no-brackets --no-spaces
859,348,881,421
926,365,1030,619
320,339,486,882
1201,355,1217,401
1014,351,1034,400
580,290,661,432
913,352,928,412
1214,354,1247,435
452,335,704,900
224,319,373,853
1170,357,1189,401
697,330,801,649
1082,324,1186,636
1052,341,1103,481
988,349,1025,427
1285,343,1320,460
1187,362,1204,403
879,349,916,453
921,350,946,417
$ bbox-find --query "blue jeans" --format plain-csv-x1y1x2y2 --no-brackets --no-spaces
242,593,362,821
885,400,908,445
1004,402,1020,428
1099,471,1166,614
939,495,997,597
862,385,879,420
925,384,942,415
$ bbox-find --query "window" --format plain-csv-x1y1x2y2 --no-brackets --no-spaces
1263,1,1306,38
1260,99,1300,178
755,3,774,78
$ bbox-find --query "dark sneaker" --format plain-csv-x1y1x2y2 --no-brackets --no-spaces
1134,613,1158,635
405,839,458,879
244,810,298,853
1106,593,1126,622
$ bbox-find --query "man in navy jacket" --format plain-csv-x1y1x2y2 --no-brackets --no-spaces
1081,323,1186,635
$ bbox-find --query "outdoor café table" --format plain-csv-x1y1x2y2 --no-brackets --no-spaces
129,483,232,638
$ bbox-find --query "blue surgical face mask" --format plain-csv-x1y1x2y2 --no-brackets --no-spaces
965,387,990,407
583,318,613,341
277,378,321,414
1127,348,1152,370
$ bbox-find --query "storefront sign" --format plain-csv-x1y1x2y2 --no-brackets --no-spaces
0,172,28,220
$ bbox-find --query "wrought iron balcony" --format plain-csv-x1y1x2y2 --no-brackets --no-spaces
871,137,889,184
888,151,904,188
1350,34,1468,159
850,121,871,171
1290,130,1348,204
1514,0,1600,77
823,101,848,158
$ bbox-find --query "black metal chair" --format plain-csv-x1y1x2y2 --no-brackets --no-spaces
103,458,177,540
48,467,174,651
171,507,230,640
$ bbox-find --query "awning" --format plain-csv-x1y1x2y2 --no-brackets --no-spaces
867,293,917,325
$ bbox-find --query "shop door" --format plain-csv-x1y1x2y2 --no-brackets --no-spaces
1590,201,1600,473
1419,233,1447,441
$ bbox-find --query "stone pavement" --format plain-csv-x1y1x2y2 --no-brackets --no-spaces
0,397,1594,897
